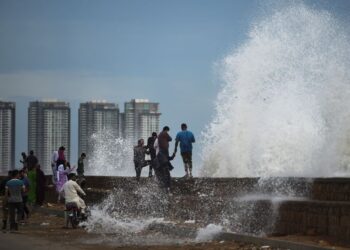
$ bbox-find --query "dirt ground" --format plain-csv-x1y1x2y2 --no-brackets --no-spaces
7,207,261,250
1,202,350,250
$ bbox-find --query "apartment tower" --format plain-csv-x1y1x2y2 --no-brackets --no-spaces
28,100,70,174
78,101,119,157
0,101,15,173
121,99,160,144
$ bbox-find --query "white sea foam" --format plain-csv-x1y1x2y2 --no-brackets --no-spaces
201,3,350,177
85,130,134,176
81,192,165,234
82,208,164,234
195,224,223,242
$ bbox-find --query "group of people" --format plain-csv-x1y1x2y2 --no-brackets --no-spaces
50,147,87,214
1,124,195,230
19,151,47,206
51,147,87,222
133,123,195,192
0,150,46,231
0,148,87,231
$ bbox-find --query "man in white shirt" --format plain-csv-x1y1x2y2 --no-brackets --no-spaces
60,173,86,214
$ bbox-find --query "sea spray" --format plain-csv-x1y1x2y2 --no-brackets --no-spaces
83,2,350,241
195,224,223,242
82,183,169,234
201,3,350,177
85,129,134,176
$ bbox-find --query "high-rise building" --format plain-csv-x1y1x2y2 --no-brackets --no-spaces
78,101,119,157
0,101,15,173
121,99,161,144
28,100,70,174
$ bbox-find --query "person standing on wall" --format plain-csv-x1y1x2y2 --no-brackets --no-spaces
20,152,27,171
26,150,38,171
146,132,157,178
77,153,86,178
56,146,66,167
174,123,195,178
77,153,87,188
156,126,174,192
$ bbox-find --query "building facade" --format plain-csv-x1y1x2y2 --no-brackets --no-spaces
78,101,119,156
121,99,160,144
28,100,70,174
0,101,15,173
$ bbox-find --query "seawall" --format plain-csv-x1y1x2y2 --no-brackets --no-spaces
1,176,349,242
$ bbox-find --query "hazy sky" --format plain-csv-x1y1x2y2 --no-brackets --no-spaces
1,0,350,176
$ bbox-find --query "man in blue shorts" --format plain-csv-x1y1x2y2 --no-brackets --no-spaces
174,123,195,178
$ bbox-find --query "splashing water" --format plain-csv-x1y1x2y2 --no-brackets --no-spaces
195,224,223,242
82,181,170,234
201,3,350,178
85,130,134,176
82,3,350,242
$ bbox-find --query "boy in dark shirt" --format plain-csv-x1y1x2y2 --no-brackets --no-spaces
77,153,86,178
146,132,157,177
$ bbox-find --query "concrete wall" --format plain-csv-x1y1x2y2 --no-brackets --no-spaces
81,176,350,242
276,200,350,240
311,178,350,201
1,175,349,242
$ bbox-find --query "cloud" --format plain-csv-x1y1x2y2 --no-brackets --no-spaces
0,70,157,102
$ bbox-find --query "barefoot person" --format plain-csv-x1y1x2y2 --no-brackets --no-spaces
174,123,195,178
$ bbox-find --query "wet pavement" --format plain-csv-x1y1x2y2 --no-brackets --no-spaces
1,202,349,249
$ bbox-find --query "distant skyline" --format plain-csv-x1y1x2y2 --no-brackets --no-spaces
1,0,350,176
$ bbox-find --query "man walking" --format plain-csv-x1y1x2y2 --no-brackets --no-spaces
175,123,195,178
5,170,25,231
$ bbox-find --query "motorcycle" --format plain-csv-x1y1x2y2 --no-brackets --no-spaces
64,202,89,229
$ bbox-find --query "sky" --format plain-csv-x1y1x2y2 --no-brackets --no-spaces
1,0,350,176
